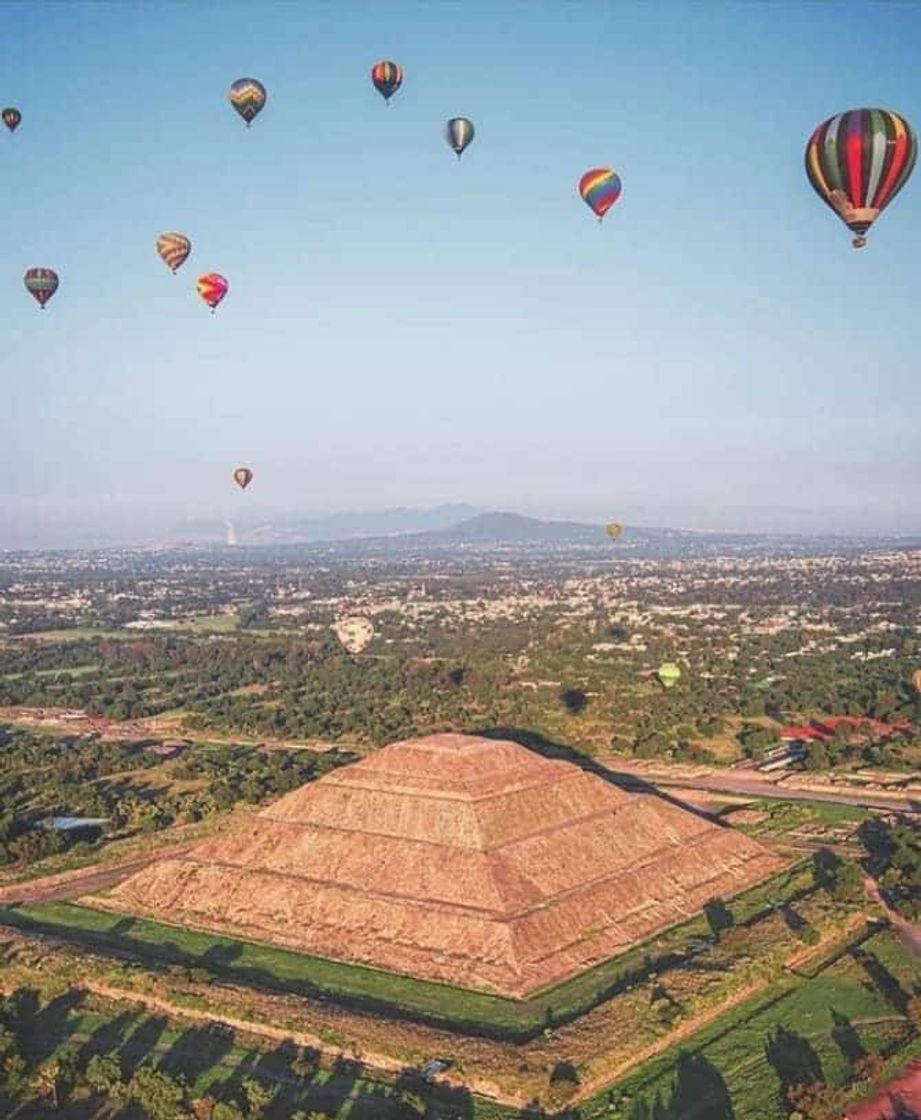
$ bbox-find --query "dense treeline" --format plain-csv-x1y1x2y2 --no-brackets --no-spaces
0,726,349,868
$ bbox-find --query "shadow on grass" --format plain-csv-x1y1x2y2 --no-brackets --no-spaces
851,946,909,1014
627,1051,736,1120
764,1025,823,1102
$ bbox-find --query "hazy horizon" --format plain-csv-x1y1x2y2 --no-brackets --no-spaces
4,1,920,548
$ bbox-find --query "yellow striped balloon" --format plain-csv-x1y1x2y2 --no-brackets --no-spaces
228,78,267,127
155,232,191,274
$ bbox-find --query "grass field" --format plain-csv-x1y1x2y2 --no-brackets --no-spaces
0,863,808,1039
0,989,503,1120
578,928,921,1120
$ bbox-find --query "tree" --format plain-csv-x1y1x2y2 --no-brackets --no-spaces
241,1077,272,1116
804,742,831,771
0,1024,25,1092
127,1064,187,1120
853,1052,884,1083
906,995,921,1032
786,1081,845,1120
85,1052,123,1095
31,1053,74,1110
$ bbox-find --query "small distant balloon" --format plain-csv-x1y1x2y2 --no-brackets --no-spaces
228,78,267,127
579,168,622,221
805,108,917,249
445,117,474,158
371,60,403,102
156,232,191,274
657,662,681,690
233,467,253,490
605,522,623,540
24,267,59,309
2,107,21,133
197,273,229,313
334,616,375,654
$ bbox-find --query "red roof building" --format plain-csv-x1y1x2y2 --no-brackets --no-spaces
781,716,910,744
844,1058,921,1120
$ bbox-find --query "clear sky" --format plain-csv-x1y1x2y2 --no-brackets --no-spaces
3,0,920,545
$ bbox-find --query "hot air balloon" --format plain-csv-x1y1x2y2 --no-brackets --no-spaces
805,108,917,248
196,273,228,313
579,168,622,221
2,108,21,133
228,78,267,127
24,268,59,309
912,669,921,694
445,117,474,158
156,232,191,274
605,522,623,540
371,60,403,102
334,616,375,654
233,467,253,490
657,662,681,690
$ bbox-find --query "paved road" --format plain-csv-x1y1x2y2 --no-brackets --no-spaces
0,843,196,907
598,757,920,815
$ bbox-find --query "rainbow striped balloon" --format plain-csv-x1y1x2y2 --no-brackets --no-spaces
578,168,622,221
196,273,229,314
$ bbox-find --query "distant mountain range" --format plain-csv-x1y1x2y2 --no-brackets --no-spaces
171,505,921,559
175,503,481,544
414,511,607,543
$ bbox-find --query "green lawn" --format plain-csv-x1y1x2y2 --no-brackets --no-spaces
0,863,806,1039
579,928,921,1120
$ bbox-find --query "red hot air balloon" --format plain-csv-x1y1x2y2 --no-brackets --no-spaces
196,273,228,314
2,108,21,133
24,268,59,309
805,108,917,249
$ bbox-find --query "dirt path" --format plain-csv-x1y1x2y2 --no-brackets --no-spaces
79,980,523,1110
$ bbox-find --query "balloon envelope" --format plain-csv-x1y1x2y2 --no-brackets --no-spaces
197,273,229,312
156,232,191,273
371,60,403,101
605,522,623,540
228,78,267,125
233,467,253,490
657,662,681,689
334,616,375,654
805,108,917,248
24,267,59,308
445,117,474,157
2,107,21,133
579,168,622,220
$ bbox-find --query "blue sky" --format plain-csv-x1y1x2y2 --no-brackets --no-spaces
3,0,920,543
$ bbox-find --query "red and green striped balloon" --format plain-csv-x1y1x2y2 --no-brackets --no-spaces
805,108,917,249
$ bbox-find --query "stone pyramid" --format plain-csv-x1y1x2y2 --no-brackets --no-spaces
105,733,780,998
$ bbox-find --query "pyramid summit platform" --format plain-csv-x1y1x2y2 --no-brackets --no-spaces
105,733,781,998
